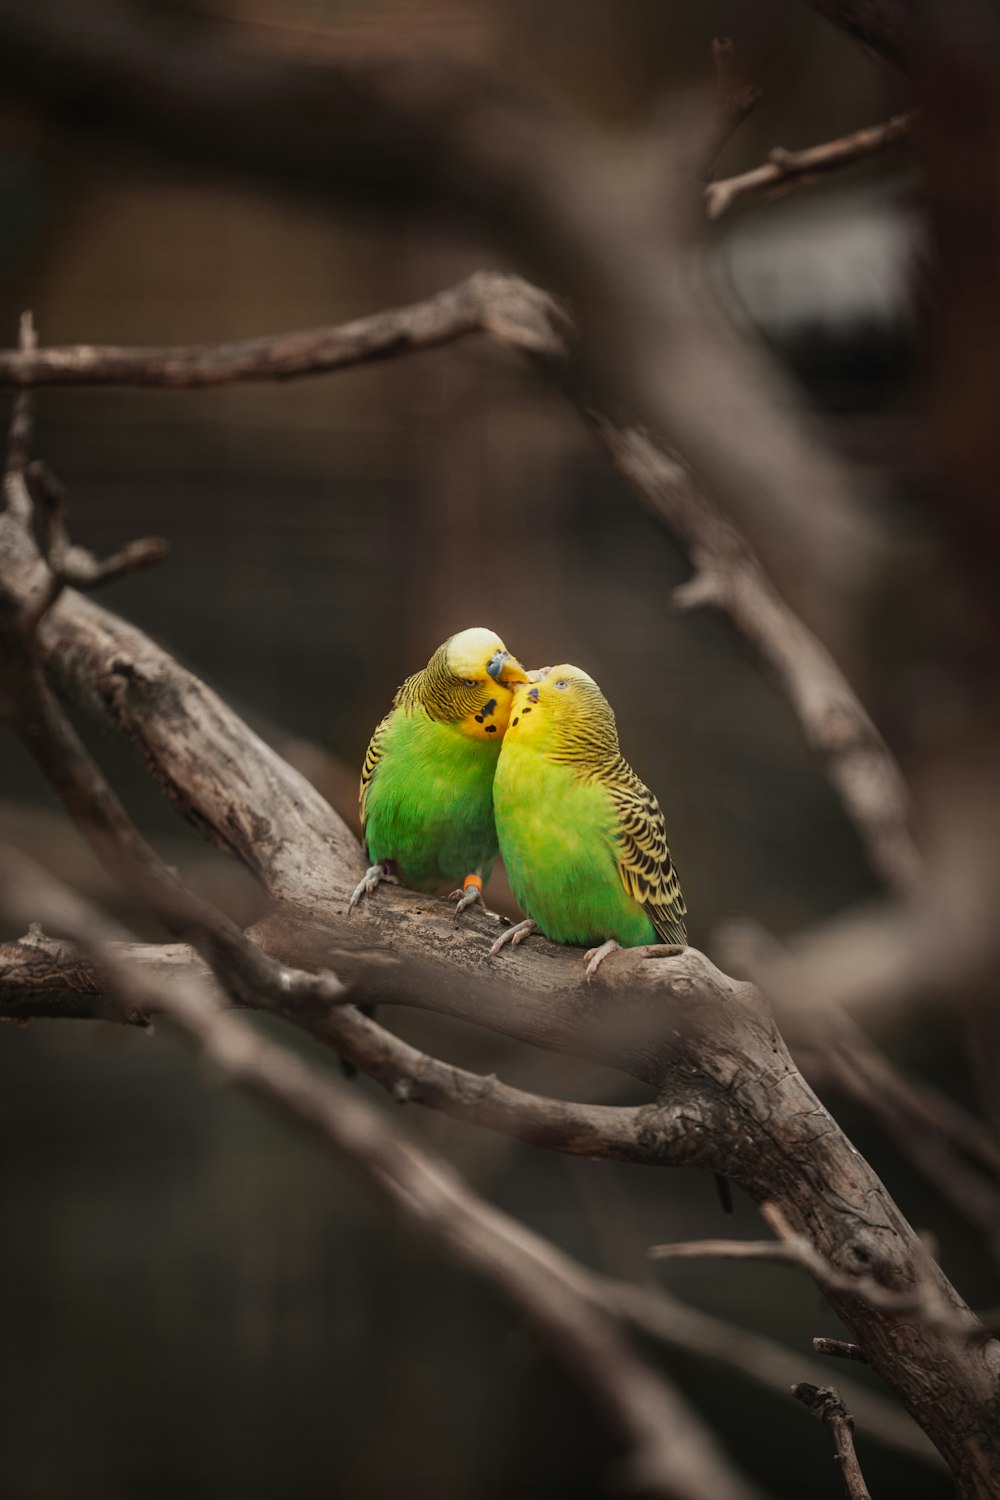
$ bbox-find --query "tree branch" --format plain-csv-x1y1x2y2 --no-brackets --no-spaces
0,456,992,1484
705,112,916,221
0,858,762,1500
0,273,567,389
792,1384,873,1500
650,1203,978,1341
6,597,1000,1483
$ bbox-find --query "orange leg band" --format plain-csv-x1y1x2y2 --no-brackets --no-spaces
463,873,484,893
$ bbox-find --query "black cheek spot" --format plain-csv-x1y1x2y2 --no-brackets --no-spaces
527,687,539,702
474,715,484,723
485,724,498,733
512,716,519,726
521,707,532,714
482,698,497,717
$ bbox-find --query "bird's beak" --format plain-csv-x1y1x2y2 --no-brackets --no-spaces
486,650,529,686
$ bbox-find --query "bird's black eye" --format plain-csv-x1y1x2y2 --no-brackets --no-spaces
462,677,478,687
554,679,569,690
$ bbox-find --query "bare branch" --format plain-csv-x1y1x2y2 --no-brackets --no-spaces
792,1384,873,1500
649,1203,980,1341
4,536,992,1482
705,111,916,220
0,858,762,1500
593,422,918,894
28,460,168,589
0,273,567,389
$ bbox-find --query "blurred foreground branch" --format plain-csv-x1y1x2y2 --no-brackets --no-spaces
0,854,758,1500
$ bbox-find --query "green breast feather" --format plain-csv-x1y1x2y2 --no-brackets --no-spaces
494,742,687,948
362,707,502,893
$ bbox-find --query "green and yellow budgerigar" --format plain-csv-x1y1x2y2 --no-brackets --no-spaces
490,664,687,977
351,627,528,913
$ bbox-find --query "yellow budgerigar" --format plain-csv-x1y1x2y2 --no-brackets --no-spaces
490,664,687,977
351,627,528,914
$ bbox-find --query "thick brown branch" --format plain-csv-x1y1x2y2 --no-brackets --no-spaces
705,111,916,220
0,930,668,1164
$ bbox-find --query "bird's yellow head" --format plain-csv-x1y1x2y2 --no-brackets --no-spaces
505,663,620,762
405,627,529,740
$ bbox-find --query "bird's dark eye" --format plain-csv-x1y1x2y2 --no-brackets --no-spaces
462,677,478,687
554,679,569,690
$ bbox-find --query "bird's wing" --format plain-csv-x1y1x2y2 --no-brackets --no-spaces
607,759,688,944
359,710,394,837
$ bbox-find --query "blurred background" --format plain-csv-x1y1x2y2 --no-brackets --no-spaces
0,2,980,1497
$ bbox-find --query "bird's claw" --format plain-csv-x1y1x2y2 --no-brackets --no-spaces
489,919,538,958
584,939,622,982
348,863,397,914
449,883,482,915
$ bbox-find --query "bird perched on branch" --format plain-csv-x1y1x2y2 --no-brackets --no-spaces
351,627,528,913
490,664,687,978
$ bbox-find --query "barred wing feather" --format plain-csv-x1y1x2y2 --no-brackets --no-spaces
606,758,687,944
359,711,393,834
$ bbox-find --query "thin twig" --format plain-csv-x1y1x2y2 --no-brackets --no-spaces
28,460,168,591
650,1203,978,1341
705,111,916,220
792,1384,872,1500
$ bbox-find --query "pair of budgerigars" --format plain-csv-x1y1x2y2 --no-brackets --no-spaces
352,627,686,978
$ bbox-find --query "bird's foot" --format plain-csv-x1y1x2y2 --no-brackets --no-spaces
348,861,397,913
489,919,538,958
584,939,622,982
448,873,484,915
